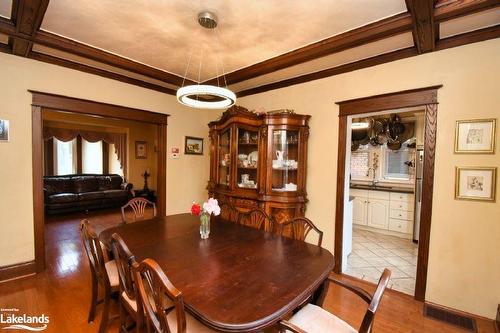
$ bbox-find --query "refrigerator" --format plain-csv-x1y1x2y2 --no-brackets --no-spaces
413,148,424,243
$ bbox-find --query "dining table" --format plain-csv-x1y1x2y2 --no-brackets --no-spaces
99,213,334,332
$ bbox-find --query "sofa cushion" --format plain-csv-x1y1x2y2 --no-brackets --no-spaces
48,193,79,204
44,177,73,194
97,175,123,190
78,191,105,201
73,176,98,193
103,189,128,199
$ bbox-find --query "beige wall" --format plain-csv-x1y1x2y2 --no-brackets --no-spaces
0,52,215,267
43,111,159,191
239,39,500,319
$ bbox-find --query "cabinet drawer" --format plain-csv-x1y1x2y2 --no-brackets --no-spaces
390,200,414,212
390,192,414,203
368,190,390,200
389,218,411,234
390,209,414,221
350,189,368,198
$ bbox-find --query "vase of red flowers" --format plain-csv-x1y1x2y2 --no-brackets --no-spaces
191,198,221,239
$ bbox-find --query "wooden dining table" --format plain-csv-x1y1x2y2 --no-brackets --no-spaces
99,213,334,332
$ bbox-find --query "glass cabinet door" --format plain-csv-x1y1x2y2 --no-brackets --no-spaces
271,129,299,192
236,127,259,190
218,128,231,186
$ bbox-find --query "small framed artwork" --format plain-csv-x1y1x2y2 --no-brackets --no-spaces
455,167,497,202
185,136,203,155
455,118,496,154
0,119,9,142
135,141,147,159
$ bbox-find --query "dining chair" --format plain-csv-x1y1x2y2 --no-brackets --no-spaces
237,207,274,232
279,217,324,246
219,202,239,223
134,258,216,333
279,269,392,333
80,220,119,333
121,197,157,223
111,233,141,333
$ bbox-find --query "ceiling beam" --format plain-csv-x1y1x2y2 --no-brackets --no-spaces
406,0,436,53
204,13,414,86
9,0,50,57
434,0,500,22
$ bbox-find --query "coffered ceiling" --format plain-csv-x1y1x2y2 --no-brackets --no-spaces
0,0,499,97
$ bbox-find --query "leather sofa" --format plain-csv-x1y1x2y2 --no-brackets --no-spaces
44,174,133,215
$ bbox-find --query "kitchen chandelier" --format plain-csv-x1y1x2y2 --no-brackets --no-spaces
176,11,236,109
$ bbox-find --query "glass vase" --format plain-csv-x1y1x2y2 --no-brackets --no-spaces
200,213,210,239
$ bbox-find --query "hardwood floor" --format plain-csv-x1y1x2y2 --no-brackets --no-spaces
0,208,495,333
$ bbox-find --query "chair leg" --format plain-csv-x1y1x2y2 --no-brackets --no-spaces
88,273,98,323
99,288,111,333
119,298,126,333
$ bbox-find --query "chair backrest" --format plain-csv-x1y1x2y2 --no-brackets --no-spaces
122,197,157,223
134,258,186,333
80,220,108,284
237,208,273,232
359,268,391,333
279,217,323,247
111,233,136,301
219,202,239,223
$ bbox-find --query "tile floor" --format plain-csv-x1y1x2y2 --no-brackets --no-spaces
345,228,418,295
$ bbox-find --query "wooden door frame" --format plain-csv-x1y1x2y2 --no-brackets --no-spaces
334,85,441,301
30,91,169,273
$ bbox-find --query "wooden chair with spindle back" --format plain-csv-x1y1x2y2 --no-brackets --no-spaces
133,258,215,333
80,220,119,333
219,202,239,223
237,207,274,232
121,197,157,223
279,217,324,247
111,233,142,333
279,269,392,333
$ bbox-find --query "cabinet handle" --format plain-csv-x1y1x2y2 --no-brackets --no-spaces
399,214,402,217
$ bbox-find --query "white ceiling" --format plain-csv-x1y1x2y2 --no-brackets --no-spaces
41,0,407,82
440,7,500,38
0,0,11,19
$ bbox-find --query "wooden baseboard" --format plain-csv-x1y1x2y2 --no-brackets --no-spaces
424,301,498,332
0,261,37,282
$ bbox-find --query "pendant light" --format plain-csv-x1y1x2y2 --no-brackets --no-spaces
176,11,236,109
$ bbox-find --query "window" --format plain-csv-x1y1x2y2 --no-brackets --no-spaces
54,138,76,175
82,140,103,174
383,148,413,180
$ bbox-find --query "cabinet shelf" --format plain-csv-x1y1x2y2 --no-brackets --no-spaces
238,166,257,170
238,142,258,146
272,167,298,171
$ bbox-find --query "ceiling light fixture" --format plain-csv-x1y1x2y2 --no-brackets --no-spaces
351,122,370,129
176,11,236,109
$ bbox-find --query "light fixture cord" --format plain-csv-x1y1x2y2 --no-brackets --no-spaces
181,49,193,88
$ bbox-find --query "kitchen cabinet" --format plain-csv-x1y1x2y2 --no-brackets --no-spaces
352,197,368,225
367,199,390,229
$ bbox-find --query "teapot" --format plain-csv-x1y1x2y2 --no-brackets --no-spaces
275,150,285,161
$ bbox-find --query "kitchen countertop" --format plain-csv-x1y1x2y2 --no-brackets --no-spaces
350,184,414,194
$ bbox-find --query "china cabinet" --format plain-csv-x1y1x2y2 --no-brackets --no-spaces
208,105,310,226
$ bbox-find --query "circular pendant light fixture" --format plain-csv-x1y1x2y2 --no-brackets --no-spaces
176,11,236,109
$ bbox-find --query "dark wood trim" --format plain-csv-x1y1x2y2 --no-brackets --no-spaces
434,0,500,22
423,301,494,331
32,105,45,273
29,90,170,124
76,135,82,173
334,86,441,302
30,92,168,273
0,261,37,282
28,51,176,95
205,13,413,86
406,0,436,53
337,85,442,116
238,47,419,97
44,137,54,175
102,141,109,174
436,24,500,51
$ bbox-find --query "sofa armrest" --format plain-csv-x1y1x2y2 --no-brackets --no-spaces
121,182,133,192
43,188,50,201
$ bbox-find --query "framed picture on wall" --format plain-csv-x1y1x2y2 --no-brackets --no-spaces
184,136,203,155
455,166,497,202
455,119,496,154
135,141,147,159
0,119,9,142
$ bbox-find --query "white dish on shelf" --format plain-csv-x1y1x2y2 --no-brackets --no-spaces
248,151,258,164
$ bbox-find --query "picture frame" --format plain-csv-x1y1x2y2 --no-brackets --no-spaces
135,141,147,159
454,118,496,154
184,136,203,155
0,119,9,142
455,166,496,202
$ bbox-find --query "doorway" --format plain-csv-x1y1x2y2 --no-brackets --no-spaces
334,86,441,301
31,91,169,273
